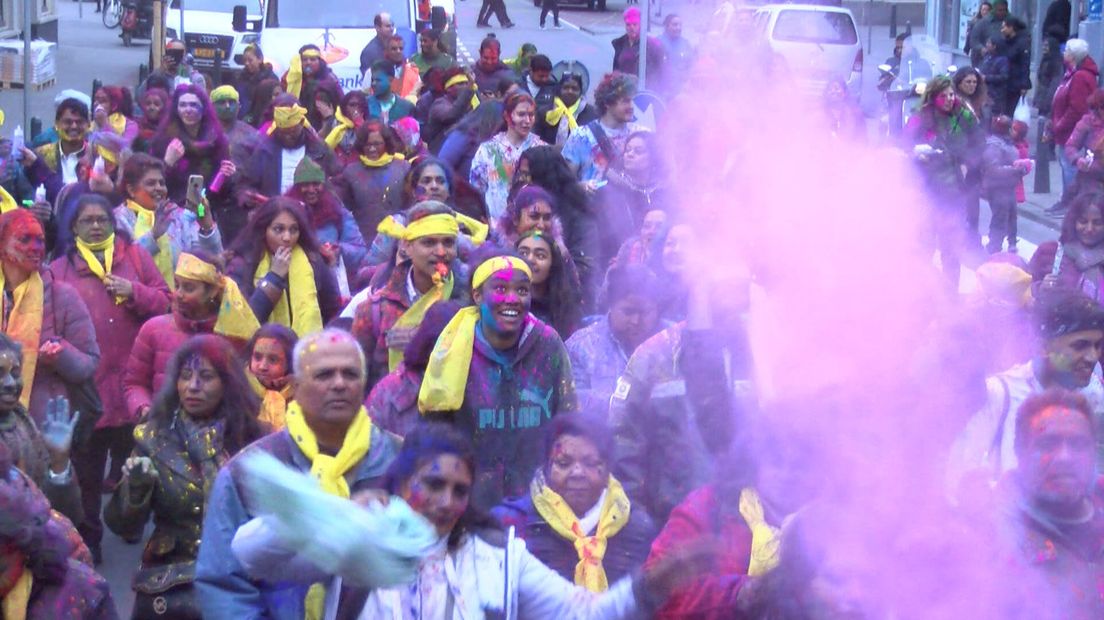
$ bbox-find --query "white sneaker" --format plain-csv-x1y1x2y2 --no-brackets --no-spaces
554,23,563,29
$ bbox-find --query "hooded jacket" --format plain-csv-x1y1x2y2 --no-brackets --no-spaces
1052,55,1100,146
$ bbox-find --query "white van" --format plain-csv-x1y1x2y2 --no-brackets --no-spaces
754,4,863,99
166,0,264,81
233,0,455,93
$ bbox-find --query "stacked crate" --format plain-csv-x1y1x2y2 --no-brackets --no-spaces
0,40,56,89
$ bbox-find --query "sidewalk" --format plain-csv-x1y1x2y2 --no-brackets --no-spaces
558,0,719,38
0,0,146,135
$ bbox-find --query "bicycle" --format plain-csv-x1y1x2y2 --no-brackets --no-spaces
102,0,122,28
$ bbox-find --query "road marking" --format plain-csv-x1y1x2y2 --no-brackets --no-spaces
558,18,582,31
457,38,474,65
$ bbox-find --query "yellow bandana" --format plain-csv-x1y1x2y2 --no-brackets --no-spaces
209,85,240,103
445,74,470,90
95,144,118,165
739,487,791,577
0,187,17,214
127,199,175,291
377,212,489,245
76,235,123,304
418,256,531,413
107,112,127,136
545,97,581,132
175,252,261,341
531,472,630,592
268,104,309,135
324,107,357,150
254,245,322,337
247,370,292,430
285,399,372,620
358,152,405,168
2,569,31,620
0,270,43,409
285,53,306,101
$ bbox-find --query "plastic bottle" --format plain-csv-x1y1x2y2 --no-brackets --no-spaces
34,185,45,203
11,126,23,159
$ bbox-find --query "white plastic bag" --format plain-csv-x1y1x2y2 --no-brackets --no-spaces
1013,96,1031,124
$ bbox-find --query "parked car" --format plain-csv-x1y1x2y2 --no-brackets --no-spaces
754,3,863,99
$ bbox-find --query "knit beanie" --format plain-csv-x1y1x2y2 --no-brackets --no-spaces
293,157,326,185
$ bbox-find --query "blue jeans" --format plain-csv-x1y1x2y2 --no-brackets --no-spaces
1058,144,1078,204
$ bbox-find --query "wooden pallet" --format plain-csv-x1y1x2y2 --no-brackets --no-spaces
0,79,55,91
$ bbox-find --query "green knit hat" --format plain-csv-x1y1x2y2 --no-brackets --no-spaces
293,158,325,185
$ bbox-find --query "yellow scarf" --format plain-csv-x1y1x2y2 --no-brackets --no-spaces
358,152,405,168
0,271,43,409
285,399,372,620
107,112,127,136
739,488,789,577
75,235,124,304
285,53,306,101
0,187,17,214
1,570,31,620
418,256,531,413
126,200,175,291
531,473,630,592
254,245,322,337
325,107,356,149
388,271,453,371
544,97,580,132
247,370,292,430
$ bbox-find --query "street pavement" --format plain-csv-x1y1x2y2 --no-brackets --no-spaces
0,0,1072,614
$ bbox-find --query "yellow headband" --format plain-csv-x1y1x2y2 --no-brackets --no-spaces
377,212,490,244
175,252,222,286
269,104,309,134
445,74,470,89
95,144,118,165
301,49,322,58
210,84,240,103
472,256,532,290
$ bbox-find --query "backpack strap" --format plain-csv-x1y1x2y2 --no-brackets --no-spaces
987,376,1012,474
587,120,618,170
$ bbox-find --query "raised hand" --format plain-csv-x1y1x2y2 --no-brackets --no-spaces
122,456,159,491
271,246,292,278
42,396,81,472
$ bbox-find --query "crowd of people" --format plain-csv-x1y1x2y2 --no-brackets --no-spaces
0,1,1101,618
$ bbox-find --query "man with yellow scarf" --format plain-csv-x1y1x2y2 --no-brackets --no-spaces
197,328,401,620
493,412,657,592
418,246,577,510
352,200,484,389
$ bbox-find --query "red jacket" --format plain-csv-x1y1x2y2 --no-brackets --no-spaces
645,486,752,619
50,239,170,429
1051,55,1100,146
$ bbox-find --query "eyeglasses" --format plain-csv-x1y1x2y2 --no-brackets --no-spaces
76,216,111,227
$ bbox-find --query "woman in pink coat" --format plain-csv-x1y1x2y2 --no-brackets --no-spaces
50,193,171,564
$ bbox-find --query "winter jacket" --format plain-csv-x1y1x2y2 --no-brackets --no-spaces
49,239,171,429
565,316,637,413
982,135,1027,195
237,133,341,205
0,405,84,525
149,124,232,205
472,60,516,94
645,486,753,619
333,157,410,245
906,105,984,202
112,202,224,283
231,521,644,620
492,487,657,586
1002,31,1032,94
1052,56,1100,146
612,34,665,91
364,362,421,437
1065,111,1104,187
1030,240,1104,305
236,64,279,126
123,311,243,420
610,324,754,524
595,171,674,269
225,249,343,329
431,315,577,510
313,204,370,283
535,100,599,146
351,261,470,391
1036,38,1066,115
979,53,1011,112
195,425,400,620
16,269,101,427
427,93,474,152
27,140,89,206
366,95,415,124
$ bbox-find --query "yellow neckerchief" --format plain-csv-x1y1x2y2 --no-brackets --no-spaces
75,234,123,304
545,97,581,132
254,245,322,337
0,187,17,214
530,471,631,592
739,487,793,577
0,270,43,409
388,270,454,371
285,399,372,620
107,112,127,136
126,199,175,291
324,106,357,149
175,252,261,341
2,569,31,620
246,370,292,430
418,256,531,413
358,152,405,168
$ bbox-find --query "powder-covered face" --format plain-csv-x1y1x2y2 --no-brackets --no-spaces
401,454,472,537
1076,204,1104,247
515,200,554,236
1,218,45,272
546,434,608,515
1044,329,1103,389
516,235,552,286
250,337,289,389
176,355,224,419
473,267,532,343
0,350,23,413
1019,406,1097,508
